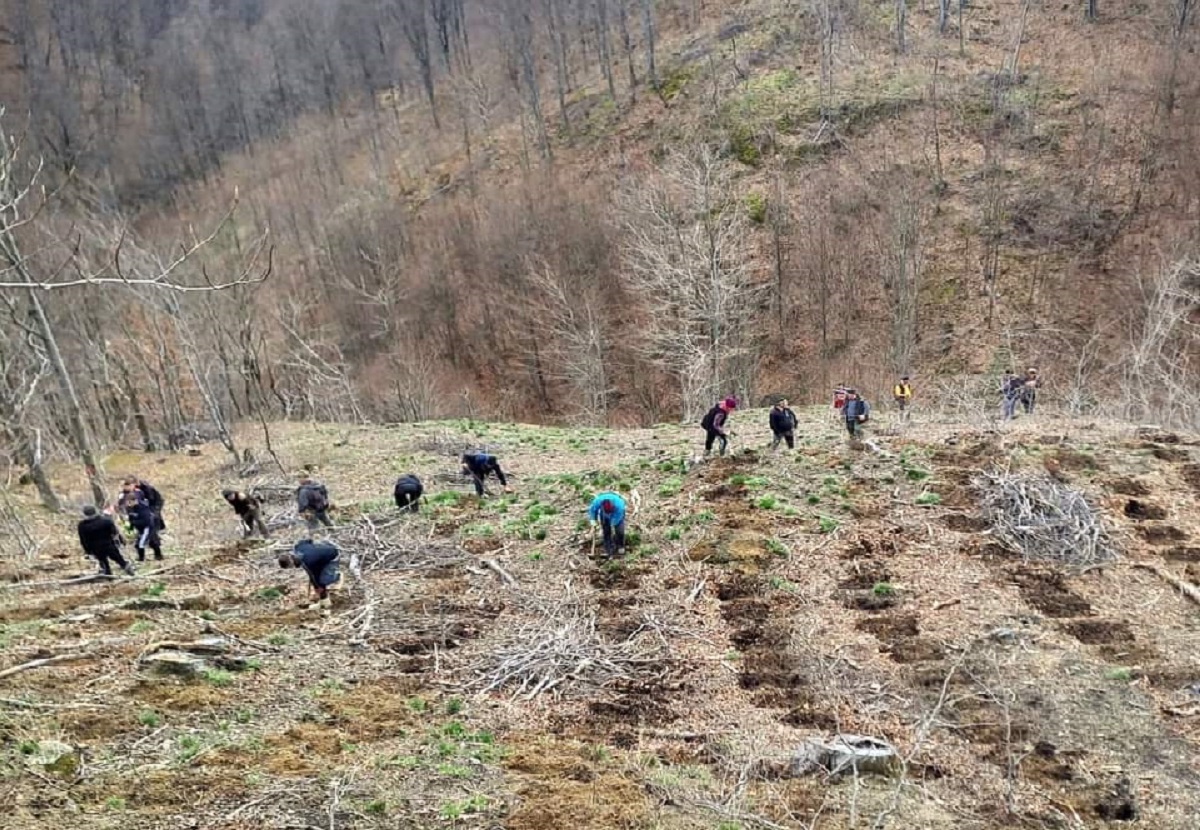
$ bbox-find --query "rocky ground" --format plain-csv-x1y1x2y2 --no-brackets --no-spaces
2,408,1199,829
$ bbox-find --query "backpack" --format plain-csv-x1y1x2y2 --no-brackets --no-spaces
700,407,718,430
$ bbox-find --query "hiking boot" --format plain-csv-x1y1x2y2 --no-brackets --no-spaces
153,552,164,561
616,547,626,558
122,564,136,576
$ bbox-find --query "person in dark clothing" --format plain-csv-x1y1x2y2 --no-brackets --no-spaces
461,453,510,497
769,399,798,451
394,474,424,513
124,476,166,531
1001,369,1024,420
296,475,334,530
279,539,340,610
223,489,270,538
843,389,870,439
78,506,135,576
1019,368,1040,415
701,397,738,457
124,491,163,561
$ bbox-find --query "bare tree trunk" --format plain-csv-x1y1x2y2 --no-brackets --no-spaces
0,235,107,505
896,0,908,53
640,0,658,89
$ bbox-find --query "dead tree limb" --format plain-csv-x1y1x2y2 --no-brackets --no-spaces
481,558,518,587
1131,562,1200,607
0,653,89,680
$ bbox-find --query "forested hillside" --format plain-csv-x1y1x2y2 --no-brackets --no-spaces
0,0,1198,484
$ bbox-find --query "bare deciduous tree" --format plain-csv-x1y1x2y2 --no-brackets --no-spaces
621,146,764,420
530,260,610,424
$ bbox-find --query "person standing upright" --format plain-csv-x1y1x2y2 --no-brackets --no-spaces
892,376,913,415
769,399,798,451
700,397,737,457
843,388,871,440
124,490,163,561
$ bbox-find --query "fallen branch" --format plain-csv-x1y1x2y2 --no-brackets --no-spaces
0,653,89,680
481,558,518,587
1131,562,1200,607
0,697,106,710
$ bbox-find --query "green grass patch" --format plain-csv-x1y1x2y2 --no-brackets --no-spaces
915,492,942,506
755,495,778,510
818,515,839,534
200,669,234,687
143,583,166,598
872,582,895,597
137,709,161,728
765,538,788,557
656,476,684,497
254,587,283,601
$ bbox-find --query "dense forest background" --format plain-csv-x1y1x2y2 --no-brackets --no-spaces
0,0,1198,497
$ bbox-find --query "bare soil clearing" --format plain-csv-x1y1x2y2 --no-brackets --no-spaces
3,412,1200,829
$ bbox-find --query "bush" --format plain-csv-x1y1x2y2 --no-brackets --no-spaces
137,709,161,728
872,582,895,597
745,192,768,224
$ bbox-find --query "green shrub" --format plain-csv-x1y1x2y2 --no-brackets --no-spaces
255,587,282,601
765,538,788,557
755,495,778,510
445,697,464,715
666,527,682,541
364,800,388,816
144,583,166,597
745,192,768,224
657,476,684,497
201,669,234,687
915,492,942,506
872,582,895,597
137,709,161,728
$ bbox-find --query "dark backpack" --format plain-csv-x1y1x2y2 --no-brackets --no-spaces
303,484,328,512
700,407,719,430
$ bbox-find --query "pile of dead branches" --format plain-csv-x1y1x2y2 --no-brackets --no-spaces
461,588,675,700
326,516,469,572
974,470,1118,569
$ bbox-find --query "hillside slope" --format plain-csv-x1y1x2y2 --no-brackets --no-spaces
3,410,1200,828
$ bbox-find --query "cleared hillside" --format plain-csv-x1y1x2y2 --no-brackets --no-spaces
3,410,1200,828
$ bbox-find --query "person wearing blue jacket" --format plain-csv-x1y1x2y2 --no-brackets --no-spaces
279,539,340,610
462,453,510,497
587,492,627,559
843,388,871,439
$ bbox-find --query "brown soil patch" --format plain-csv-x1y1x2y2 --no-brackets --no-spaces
941,513,989,532
462,536,503,555
1136,524,1189,545
1181,464,1200,496
842,592,897,611
590,563,643,590
319,677,424,739
504,741,650,830
703,482,746,501
856,613,920,638
888,637,946,664
689,530,772,572
132,679,234,710
260,723,345,776
1013,568,1093,617
840,534,899,561
1165,547,1200,562
1107,477,1151,496
1062,619,1133,645
838,561,892,589
929,481,973,508
717,574,763,600
1022,741,1079,784
59,708,137,744
1149,445,1190,463
1054,448,1105,472
1123,500,1167,521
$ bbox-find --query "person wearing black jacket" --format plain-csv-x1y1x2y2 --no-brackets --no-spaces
279,539,340,610
297,475,334,530
124,476,166,531
78,506,135,576
124,491,164,561
769,399,798,451
700,397,738,457
461,453,510,497
223,489,270,538
393,474,424,513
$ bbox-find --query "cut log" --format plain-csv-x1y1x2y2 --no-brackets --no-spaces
792,734,900,779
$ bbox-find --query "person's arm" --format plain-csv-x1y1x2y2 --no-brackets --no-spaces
77,524,89,553
587,498,600,523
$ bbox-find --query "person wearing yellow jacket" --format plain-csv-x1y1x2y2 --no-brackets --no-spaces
892,376,913,413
